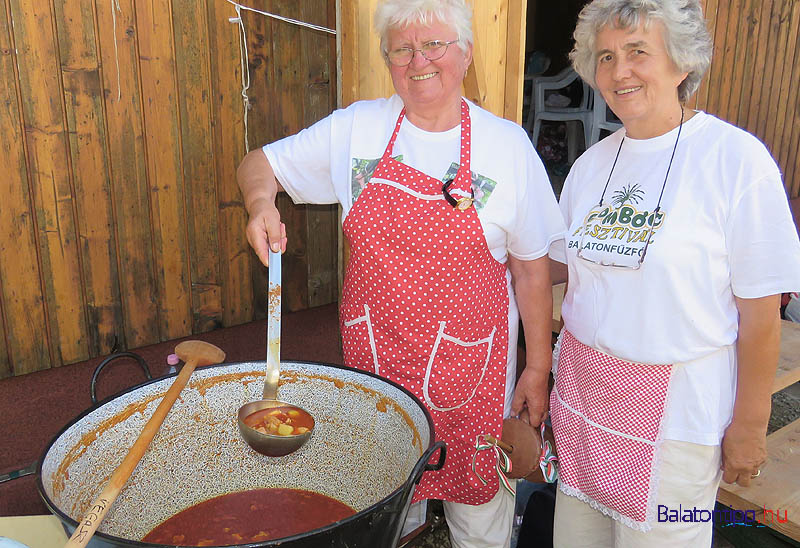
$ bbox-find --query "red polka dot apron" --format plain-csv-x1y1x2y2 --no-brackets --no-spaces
550,329,674,530
340,99,509,505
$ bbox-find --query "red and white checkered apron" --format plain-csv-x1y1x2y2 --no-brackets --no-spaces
340,100,509,505
550,330,674,530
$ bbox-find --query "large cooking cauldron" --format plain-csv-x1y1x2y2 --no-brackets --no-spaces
37,360,445,547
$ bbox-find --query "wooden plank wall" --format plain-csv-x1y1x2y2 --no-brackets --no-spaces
0,0,337,377
694,0,800,197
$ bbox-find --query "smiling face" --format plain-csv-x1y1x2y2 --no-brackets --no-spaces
594,20,688,139
386,19,472,130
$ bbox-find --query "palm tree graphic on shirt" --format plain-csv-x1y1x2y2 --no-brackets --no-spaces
611,183,645,207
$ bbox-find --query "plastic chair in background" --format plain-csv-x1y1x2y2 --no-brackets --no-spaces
522,52,551,122
526,67,593,163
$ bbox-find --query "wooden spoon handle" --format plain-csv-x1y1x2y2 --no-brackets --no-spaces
64,341,224,548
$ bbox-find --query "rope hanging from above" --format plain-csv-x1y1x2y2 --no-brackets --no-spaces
224,0,337,35
225,0,336,152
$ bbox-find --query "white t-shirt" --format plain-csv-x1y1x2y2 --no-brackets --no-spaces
264,95,565,413
550,111,800,444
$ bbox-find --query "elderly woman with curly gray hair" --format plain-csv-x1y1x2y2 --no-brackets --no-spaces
547,0,800,546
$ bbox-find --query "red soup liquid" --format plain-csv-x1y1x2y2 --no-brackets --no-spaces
143,488,355,546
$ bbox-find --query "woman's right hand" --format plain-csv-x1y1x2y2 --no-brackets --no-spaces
237,150,287,266
245,198,287,266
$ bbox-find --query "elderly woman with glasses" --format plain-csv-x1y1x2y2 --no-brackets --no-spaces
547,0,800,545
237,0,564,545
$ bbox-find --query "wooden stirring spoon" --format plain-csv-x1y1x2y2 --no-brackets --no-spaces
64,340,226,548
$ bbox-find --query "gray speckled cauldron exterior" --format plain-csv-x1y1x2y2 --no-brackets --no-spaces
38,361,441,548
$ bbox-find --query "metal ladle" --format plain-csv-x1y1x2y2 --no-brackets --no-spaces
237,249,314,457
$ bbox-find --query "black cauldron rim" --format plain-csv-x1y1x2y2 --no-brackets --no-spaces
37,359,444,548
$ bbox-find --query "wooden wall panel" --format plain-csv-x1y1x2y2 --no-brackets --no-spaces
259,0,306,315
764,1,794,152
55,0,123,358
692,0,719,110
9,0,89,368
698,0,800,198
739,0,773,133
303,0,339,307
704,0,729,113
505,0,528,124
786,7,800,197
472,2,507,117
231,0,339,316
172,0,222,333
0,0,49,375
757,1,784,138
788,42,800,197
714,0,740,121
136,0,192,341
775,2,800,174
0,0,338,377
95,0,160,349
206,0,254,329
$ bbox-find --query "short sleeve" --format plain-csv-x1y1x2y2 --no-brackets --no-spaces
262,114,338,205
728,174,800,297
507,144,565,261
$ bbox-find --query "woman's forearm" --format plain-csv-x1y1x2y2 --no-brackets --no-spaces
510,255,553,377
237,149,283,214
237,149,286,263
731,294,781,428
508,255,553,422
720,294,779,485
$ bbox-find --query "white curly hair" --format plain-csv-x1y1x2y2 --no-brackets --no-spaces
570,0,712,102
374,0,473,64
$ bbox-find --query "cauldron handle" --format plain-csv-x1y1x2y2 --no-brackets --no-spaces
356,442,446,547
422,441,446,475
406,441,446,492
90,352,153,405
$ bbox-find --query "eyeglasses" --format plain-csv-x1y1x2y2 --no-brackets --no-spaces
385,40,459,66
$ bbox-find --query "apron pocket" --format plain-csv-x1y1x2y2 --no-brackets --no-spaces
423,321,496,411
341,304,381,375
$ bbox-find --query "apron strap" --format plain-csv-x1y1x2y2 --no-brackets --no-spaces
452,99,472,194
381,99,473,197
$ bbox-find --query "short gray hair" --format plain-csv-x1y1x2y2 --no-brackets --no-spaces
570,0,712,102
374,0,473,63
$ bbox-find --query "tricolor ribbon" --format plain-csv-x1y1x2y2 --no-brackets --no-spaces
539,423,558,483
472,435,516,496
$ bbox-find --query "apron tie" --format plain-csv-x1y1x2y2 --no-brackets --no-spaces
472,435,515,496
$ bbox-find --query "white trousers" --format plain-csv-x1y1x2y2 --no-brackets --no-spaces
553,440,722,547
402,486,516,548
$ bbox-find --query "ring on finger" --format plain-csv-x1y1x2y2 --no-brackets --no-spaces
750,469,761,479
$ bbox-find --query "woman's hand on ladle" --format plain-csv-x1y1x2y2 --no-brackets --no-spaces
237,149,288,266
